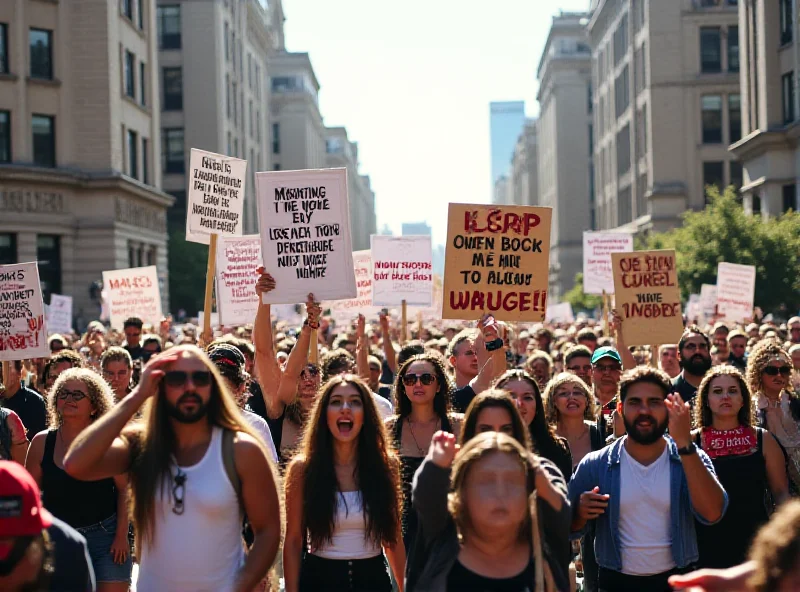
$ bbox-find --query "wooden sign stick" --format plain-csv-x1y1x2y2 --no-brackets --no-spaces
602,290,609,337
310,329,319,364
202,233,219,344
401,300,408,344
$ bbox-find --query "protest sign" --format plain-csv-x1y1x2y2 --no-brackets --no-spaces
327,250,381,325
215,235,261,327
442,204,552,322
583,232,634,295
47,294,73,335
686,294,702,323
700,284,718,321
716,262,756,322
611,249,683,346
371,236,433,307
256,168,356,304
546,302,575,323
102,266,162,331
186,149,247,245
197,310,220,333
0,262,48,360
410,274,444,322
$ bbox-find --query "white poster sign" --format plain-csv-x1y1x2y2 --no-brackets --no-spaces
716,262,756,322
327,250,381,325
371,235,433,307
256,168,356,304
186,148,247,245
102,266,163,331
583,232,635,295
0,262,48,360
700,284,718,321
47,294,73,335
545,302,575,323
197,310,220,332
215,235,261,327
686,294,702,323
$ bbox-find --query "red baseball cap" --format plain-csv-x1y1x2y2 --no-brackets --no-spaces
0,461,52,559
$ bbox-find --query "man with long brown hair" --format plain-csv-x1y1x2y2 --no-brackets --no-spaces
63,345,281,592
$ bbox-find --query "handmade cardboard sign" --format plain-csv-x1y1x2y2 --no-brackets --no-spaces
47,294,73,335
583,232,634,295
327,250,381,325
0,262,48,360
611,249,683,346
102,266,162,331
442,204,552,321
371,235,433,307
716,262,756,322
215,235,261,327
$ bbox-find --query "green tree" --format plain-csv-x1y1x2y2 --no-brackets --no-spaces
563,272,603,313
167,229,208,316
642,186,800,315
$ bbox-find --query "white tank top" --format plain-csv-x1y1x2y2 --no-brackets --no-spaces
136,427,245,592
310,491,383,560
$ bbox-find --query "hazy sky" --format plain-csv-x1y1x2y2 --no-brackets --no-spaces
282,0,591,245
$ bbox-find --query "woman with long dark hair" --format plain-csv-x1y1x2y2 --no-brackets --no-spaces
387,352,463,552
284,375,405,592
544,372,603,470
495,369,573,481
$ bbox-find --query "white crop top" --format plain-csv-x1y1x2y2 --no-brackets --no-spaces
310,491,383,560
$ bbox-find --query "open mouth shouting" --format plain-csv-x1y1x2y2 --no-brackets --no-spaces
336,418,354,437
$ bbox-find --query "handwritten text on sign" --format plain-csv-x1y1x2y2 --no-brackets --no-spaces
102,266,163,331
716,262,756,322
371,235,433,307
186,148,247,244
442,204,552,321
256,168,356,304
582,232,634,295
611,250,683,346
0,262,48,360
216,235,261,326
327,251,381,324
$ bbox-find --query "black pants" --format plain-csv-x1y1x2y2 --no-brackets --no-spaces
598,565,695,592
299,554,391,592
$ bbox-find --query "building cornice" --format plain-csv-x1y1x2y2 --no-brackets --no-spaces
729,125,798,161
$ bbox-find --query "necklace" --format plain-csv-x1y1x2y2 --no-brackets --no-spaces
406,417,439,456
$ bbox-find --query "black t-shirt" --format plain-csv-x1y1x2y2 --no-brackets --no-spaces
452,384,476,414
124,343,144,361
672,373,699,404
447,559,535,592
246,381,268,421
47,516,96,591
3,384,47,439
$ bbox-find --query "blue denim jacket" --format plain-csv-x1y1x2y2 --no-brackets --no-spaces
567,436,728,572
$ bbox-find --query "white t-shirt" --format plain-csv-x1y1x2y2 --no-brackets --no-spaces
242,409,279,464
618,439,675,575
371,392,393,419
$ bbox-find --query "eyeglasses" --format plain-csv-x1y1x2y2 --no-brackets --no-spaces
763,366,792,377
163,371,212,388
556,391,586,399
568,364,592,373
402,373,436,386
172,469,186,515
594,364,622,373
56,389,88,402
301,366,319,379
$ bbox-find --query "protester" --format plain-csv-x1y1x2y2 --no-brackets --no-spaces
323,347,394,418
590,346,624,441
789,316,800,345
673,325,713,404
577,328,599,353
569,366,728,592
727,330,749,373
25,368,132,591
0,461,96,591
458,389,532,449
544,372,602,471
2,360,48,440
525,351,553,392
446,328,479,389
44,349,85,394
63,345,282,592
283,375,405,592
691,365,788,568
659,345,681,379
141,334,163,362
122,317,144,361
100,347,133,403
565,345,594,388
450,316,508,413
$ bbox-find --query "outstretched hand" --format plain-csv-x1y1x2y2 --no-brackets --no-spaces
305,293,321,329
135,351,181,401
665,392,692,449
255,267,276,297
429,431,459,469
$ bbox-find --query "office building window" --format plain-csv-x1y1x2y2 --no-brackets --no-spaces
727,26,739,72
29,29,53,80
272,123,280,154
617,186,632,225
729,94,741,143
121,0,133,20
142,137,149,184
249,101,253,137
232,82,237,124
255,65,261,99
137,0,144,29
37,235,61,301
0,234,16,265
616,124,631,177
233,138,238,158
615,65,630,119
783,184,796,212
781,0,793,45
256,110,261,142
782,72,795,123
248,54,252,89
273,163,281,171
162,128,184,174
702,95,723,143
224,23,229,60
226,75,231,119
127,129,138,179
232,33,236,71
157,5,181,49
124,50,135,97
32,114,55,167
163,67,183,110
703,161,725,198
0,111,9,163
729,160,743,190
613,14,628,66
700,27,722,73
0,24,8,74
587,84,593,114
139,62,146,106
227,132,232,156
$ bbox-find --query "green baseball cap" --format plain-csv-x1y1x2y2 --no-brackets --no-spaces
591,346,622,365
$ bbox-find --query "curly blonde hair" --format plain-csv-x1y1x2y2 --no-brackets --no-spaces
748,500,800,592
543,372,596,425
48,367,115,428
693,365,755,429
746,338,792,396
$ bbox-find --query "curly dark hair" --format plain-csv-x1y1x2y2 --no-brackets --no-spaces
694,365,755,428
460,389,532,451
291,375,402,549
393,352,453,420
618,366,672,403
320,348,355,382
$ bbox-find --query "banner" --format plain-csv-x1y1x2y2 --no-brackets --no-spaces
716,262,756,322
186,148,247,245
611,249,683,346
371,235,433,307
102,266,162,331
215,235,261,327
583,232,634,295
546,302,575,323
47,294,73,335
0,262,48,360
700,284,718,322
256,168,357,304
327,250,381,325
442,204,552,321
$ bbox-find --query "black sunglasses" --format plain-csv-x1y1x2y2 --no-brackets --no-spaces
402,373,436,386
763,366,792,377
163,371,213,388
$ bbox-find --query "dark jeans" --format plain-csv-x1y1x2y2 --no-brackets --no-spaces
598,565,695,592
300,553,391,592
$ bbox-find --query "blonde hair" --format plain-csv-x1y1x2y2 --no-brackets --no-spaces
49,368,115,429
543,372,596,425
746,339,792,396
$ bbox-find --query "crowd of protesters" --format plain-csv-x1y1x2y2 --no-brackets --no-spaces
2,270,800,591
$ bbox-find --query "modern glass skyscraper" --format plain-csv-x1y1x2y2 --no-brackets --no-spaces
489,101,526,194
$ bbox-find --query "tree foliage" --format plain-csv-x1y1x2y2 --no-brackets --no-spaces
641,186,800,315
167,229,208,317
563,272,603,313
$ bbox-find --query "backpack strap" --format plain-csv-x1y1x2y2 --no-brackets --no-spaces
222,429,243,510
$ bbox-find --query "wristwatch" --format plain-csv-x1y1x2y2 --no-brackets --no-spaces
485,337,504,351
677,442,697,456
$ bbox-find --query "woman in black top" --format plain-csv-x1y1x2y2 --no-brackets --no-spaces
25,367,131,591
692,365,789,568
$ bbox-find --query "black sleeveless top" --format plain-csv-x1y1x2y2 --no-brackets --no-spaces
41,430,117,528
694,427,771,568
